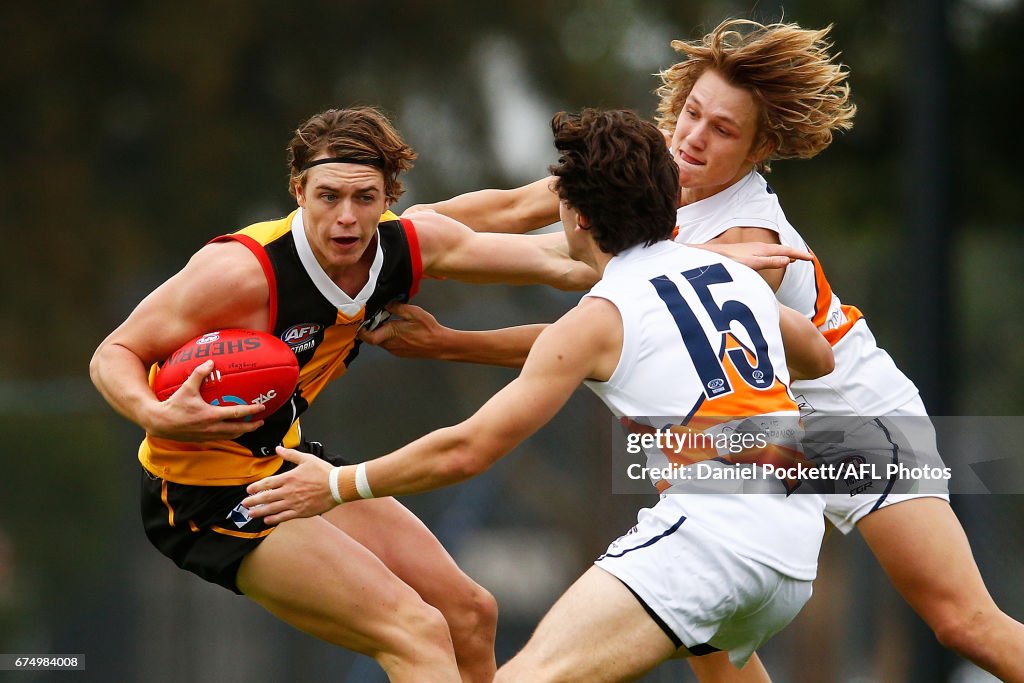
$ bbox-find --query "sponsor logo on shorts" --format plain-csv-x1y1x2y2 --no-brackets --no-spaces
839,454,874,496
228,502,252,528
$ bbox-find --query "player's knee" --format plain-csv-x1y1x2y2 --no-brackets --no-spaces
376,601,455,666
442,578,499,645
461,583,499,638
931,607,997,656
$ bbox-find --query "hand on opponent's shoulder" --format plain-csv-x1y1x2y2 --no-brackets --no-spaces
406,210,597,290
694,227,804,290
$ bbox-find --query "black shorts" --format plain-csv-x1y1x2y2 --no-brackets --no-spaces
140,441,350,594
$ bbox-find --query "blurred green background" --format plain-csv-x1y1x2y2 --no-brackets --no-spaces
2,0,1022,681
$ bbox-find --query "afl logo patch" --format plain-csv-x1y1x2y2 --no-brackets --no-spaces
282,323,321,345
281,323,323,354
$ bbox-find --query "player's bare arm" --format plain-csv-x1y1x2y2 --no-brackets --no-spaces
778,304,834,380
412,209,598,290
89,240,270,441
243,297,622,523
358,302,546,368
361,235,811,368
692,240,810,273
706,226,787,290
404,176,559,234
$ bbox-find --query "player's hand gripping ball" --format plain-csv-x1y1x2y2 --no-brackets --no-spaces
152,330,299,417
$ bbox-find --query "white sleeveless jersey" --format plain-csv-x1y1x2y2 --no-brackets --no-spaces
674,170,919,416
583,240,823,580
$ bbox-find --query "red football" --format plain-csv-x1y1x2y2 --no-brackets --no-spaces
152,329,299,417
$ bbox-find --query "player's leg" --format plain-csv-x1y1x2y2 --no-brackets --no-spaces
688,652,771,683
236,514,461,683
858,497,1024,682
495,565,678,682
324,497,498,683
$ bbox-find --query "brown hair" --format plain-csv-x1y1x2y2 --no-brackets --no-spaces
655,19,856,172
549,109,678,255
286,107,417,203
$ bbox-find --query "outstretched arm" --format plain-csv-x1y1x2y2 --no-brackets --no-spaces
412,210,598,290
404,177,559,234
692,240,811,274
358,303,546,368
243,298,623,523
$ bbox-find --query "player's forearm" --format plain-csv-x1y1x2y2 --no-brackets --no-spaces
538,233,600,291
89,342,160,430
436,325,547,368
359,425,505,497
413,179,559,234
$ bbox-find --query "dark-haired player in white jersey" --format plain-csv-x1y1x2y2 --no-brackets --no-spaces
380,19,1024,682
243,108,836,681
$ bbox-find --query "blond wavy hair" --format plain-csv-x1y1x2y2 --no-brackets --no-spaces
655,19,856,172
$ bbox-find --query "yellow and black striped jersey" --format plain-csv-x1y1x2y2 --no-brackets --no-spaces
139,209,422,485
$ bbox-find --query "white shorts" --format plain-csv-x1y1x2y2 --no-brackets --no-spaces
809,395,951,534
594,504,813,668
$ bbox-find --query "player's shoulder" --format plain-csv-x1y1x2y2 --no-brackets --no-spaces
180,239,269,307
395,209,472,265
739,173,808,243
376,209,409,241
674,242,776,296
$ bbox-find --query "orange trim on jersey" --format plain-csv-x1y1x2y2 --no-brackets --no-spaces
400,217,423,298
671,225,680,241
809,252,833,331
808,253,864,347
822,305,864,346
210,233,279,331
210,526,275,540
161,480,175,528
696,333,799,417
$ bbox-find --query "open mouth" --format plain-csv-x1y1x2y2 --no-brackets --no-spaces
679,151,704,166
332,236,360,248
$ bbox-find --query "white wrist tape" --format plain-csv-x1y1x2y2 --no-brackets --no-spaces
329,466,344,504
355,462,374,499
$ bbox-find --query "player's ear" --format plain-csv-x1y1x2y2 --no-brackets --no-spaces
577,213,591,230
747,135,775,166
292,176,307,206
